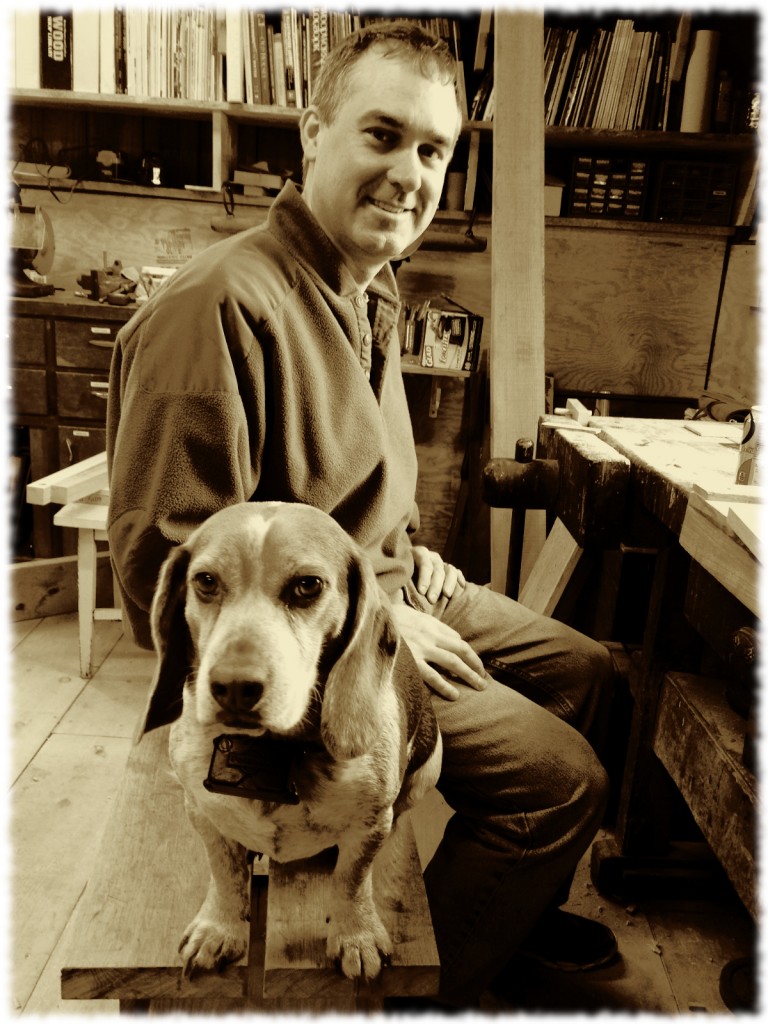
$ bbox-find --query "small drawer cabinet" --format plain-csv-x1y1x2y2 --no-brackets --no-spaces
9,296,134,559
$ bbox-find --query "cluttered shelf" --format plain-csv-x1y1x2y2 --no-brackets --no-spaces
11,9,758,228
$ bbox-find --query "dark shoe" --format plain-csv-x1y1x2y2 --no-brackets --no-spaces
519,908,618,972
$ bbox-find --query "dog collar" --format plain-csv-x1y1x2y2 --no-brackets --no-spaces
203,733,322,804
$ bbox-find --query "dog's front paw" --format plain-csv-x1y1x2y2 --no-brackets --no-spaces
327,912,393,980
179,913,249,979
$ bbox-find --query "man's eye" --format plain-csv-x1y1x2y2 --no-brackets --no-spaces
289,576,324,603
420,145,444,165
367,127,395,145
193,572,218,596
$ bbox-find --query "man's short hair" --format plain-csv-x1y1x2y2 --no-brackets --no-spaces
311,20,461,124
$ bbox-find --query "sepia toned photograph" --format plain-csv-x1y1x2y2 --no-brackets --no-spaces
7,2,760,1016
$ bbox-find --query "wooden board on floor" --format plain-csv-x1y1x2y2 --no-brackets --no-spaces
9,617,42,648
645,899,755,1013
12,733,134,1011
11,613,124,781
54,631,154,739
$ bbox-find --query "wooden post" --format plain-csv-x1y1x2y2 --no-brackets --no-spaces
490,11,545,592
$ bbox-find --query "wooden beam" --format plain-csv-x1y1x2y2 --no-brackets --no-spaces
490,11,545,591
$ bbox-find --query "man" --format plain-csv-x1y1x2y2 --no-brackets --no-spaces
107,21,617,1008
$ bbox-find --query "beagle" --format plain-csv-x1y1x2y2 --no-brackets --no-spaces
142,501,442,981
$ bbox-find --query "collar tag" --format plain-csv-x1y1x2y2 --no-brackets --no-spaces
203,734,302,804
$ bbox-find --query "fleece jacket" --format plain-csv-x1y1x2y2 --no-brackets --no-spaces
107,181,420,649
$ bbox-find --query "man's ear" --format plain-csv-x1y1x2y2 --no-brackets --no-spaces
299,106,322,162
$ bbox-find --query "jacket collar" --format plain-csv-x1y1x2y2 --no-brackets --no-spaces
268,180,400,307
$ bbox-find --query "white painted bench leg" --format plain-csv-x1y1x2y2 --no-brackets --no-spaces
77,527,97,678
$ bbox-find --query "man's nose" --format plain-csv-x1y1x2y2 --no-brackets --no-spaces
388,148,421,193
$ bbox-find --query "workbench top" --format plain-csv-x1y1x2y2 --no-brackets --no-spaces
546,415,746,536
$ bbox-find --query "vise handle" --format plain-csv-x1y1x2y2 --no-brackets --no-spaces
482,455,560,510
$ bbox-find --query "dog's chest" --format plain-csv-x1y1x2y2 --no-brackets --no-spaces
171,731,391,862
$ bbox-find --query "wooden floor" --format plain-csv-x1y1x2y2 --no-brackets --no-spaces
10,613,757,1015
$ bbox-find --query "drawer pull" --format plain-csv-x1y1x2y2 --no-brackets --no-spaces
88,337,116,349
90,381,109,399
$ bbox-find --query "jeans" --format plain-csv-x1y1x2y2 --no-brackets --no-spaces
403,579,614,1005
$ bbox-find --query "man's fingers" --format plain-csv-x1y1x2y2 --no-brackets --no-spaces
421,667,460,701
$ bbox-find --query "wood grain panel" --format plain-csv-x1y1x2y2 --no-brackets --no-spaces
405,374,466,559
708,243,759,405
545,227,727,396
19,188,231,290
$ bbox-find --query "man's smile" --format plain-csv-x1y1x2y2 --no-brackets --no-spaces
369,197,414,216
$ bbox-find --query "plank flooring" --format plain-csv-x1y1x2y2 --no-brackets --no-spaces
10,614,756,1015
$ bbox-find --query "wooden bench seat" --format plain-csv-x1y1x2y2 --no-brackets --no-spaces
60,726,440,1013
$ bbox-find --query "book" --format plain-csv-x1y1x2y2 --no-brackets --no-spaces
600,19,634,129
280,12,297,107
15,8,40,89
615,30,642,129
272,32,287,107
226,7,244,102
307,8,326,103
561,33,593,125
114,7,127,93
242,11,253,102
464,314,483,372
256,12,271,104
579,27,611,127
546,28,578,126
73,9,100,93
40,10,72,90
99,6,116,94
473,10,492,73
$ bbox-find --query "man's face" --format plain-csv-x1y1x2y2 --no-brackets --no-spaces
300,48,460,285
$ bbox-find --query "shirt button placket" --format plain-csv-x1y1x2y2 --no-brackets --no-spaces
354,292,372,377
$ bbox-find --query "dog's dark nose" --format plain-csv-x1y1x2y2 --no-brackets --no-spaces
210,680,264,713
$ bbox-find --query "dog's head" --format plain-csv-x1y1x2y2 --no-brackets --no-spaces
139,502,399,760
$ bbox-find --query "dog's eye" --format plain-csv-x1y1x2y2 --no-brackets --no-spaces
289,576,324,604
193,572,219,596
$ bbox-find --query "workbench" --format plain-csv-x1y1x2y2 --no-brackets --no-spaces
536,416,759,919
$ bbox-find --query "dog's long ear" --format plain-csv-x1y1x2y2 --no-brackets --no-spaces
320,553,399,760
133,545,192,742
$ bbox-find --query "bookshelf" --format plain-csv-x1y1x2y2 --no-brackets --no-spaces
10,10,758,225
